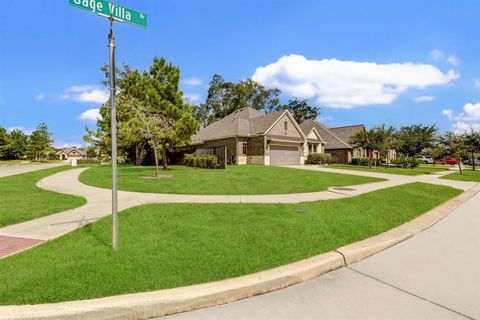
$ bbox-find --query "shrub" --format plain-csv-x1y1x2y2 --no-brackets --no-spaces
184,154,194,167
391,156,420,168
184,154,219,169
77,159,101,165
351,157,370,166
306,153,333,165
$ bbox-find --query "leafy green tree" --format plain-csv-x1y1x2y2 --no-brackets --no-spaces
201,74,281,124
424,139,445,166
86,146,97,159
142,57,200,170
0,127,9,159
439,132,466,174
463,129,480,170
350,128,380,168
86,57,200,170
396,124,438,157
6,129,28,159
27,123,53,160
191,104,209,128
121,95,174,176
277,98,320,124
373,124,396,167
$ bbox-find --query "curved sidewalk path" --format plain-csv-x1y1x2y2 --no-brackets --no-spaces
0,166,476,255
0,162,65,178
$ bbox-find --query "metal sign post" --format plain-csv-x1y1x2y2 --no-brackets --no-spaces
108,17,118,250
70,0,147,250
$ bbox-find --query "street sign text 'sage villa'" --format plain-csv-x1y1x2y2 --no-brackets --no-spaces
69,0,147,27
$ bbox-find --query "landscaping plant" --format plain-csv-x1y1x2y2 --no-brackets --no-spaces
184,154,219,169
305,152,332,165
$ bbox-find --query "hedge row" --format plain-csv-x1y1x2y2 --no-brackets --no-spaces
390,156,420,168
305,152,334,164
184,154,219,169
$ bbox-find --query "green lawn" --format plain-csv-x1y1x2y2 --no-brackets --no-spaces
328,164,449,176
79,165,383,195
0,166,87,227
441,169,480,182
0,182,461,305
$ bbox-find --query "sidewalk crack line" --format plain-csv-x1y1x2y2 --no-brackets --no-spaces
347,267,476,320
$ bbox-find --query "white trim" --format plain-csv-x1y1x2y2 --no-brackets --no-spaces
307,127,326,144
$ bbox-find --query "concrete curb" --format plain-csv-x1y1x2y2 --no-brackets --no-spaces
1,183,478,320
0,252,344,320
336,183,480,265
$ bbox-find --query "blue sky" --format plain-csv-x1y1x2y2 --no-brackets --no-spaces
1,0,479,147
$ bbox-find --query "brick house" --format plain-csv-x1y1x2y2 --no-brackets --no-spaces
299,120,396,164
56,147,86,161
189,107,325,165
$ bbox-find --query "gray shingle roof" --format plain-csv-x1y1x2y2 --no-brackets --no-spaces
329,125,365,146
299,120,352,149
192,108,288,143
56,147,86,156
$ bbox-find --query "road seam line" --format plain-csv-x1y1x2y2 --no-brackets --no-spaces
346,267,476,320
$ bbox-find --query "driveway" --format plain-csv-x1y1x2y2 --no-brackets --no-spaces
0,162,66,178
163,187,480,320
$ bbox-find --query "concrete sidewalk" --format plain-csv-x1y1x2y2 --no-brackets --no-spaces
0,162,65,178
162,187,480,320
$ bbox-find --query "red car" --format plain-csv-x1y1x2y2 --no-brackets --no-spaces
445,158,458,165
434,158,458,165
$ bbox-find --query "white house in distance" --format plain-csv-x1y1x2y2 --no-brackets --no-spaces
56,147,86,161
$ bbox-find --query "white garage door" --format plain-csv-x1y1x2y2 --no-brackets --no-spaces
269,145,300,166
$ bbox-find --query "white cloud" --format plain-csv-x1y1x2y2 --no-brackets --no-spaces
430,49,460,66
184,93,201,103
64,85,108,104
452,122,480,133
35,93,45,101
430,49,444,60
252,54,458,108
448,102,480,121
442,109,454,120
7,126,34,135
446,55,460,67
414,95,434,102
443,102,480,133
77,89,109,103
78,108,101,122
183,77,202,86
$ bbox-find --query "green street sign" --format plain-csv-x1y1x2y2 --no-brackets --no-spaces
69,0,147,28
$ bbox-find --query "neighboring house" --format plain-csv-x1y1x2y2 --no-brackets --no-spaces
299,120,396,164
189,107,325,165
56,147,86,161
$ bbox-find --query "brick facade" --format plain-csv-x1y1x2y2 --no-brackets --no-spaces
247,136,265,156
328,149,352,164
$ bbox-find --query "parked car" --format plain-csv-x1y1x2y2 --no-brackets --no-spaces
416,155,434,164
445,158,458,165
464,158,480,166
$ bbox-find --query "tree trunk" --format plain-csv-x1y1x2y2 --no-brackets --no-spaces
386,151,389,169
153,145,159,177
457,157,463,175
135,143,140,166
472,152,476,171
368,151,372,169
162,146,168,170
